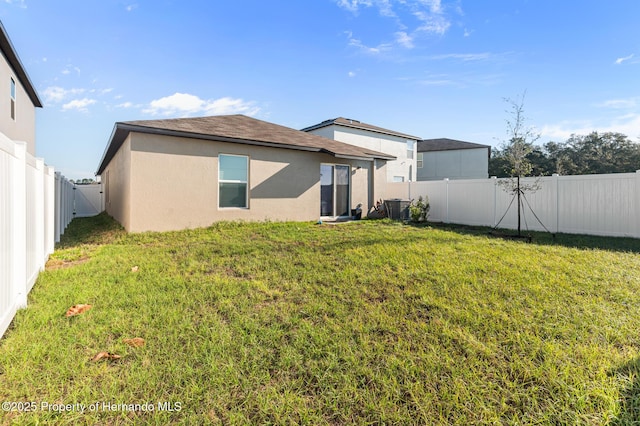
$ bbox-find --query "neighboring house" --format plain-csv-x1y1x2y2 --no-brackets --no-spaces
96,115,395,232
417,138,490,181
301,117,420,183
0,21,42,155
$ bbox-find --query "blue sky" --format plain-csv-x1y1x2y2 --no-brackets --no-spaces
1,0,639,180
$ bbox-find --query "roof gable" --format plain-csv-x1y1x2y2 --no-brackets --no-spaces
418,138,490,152
301,117,420,140
0,21,42,108
97,115,395,174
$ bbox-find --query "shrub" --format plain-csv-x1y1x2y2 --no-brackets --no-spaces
409,196,430,222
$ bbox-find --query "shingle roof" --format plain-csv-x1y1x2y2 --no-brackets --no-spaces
96,115,396,174
418,138,491,152
0,21,42,108
301,117,421,140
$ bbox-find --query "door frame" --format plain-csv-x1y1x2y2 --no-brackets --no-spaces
320,163,351,219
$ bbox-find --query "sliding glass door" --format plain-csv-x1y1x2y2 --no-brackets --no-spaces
321,164,350,218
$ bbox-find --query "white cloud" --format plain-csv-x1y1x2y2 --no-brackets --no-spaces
347,34,392,54
598,98,637,109
395,31,414,48
116,102,134,108
142,93,260,117
414,10,450,35
615,54,634,65
4,0,26,8
125,3,138,12
42,86,85,104
339,0,455,53
541,114,640,140
61,65,81,75
62,98,97,113
348,71,356,77
335,0,373,13
429,52,492,61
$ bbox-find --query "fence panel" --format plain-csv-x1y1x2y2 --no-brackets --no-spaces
74,184,103,218
392,172,640,238
0,133,78,338
0,135,20,338
447,178,496,227
557,173,636,237
25,154,45,293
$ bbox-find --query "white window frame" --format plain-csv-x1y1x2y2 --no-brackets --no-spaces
218,153,249,209
417,152,423,169
407,139,414,159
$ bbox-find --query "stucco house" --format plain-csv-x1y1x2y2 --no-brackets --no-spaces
0,21,42,154
417,138,490,181
96,115,394,232
301,117,420,183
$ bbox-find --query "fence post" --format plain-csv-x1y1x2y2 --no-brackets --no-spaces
552,173,560,234
491,176,497,227
11,142,27,308
34,158,45,277
44,166,55,256
54,172,61,242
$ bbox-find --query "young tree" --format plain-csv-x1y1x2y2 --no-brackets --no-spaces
497,93,541,236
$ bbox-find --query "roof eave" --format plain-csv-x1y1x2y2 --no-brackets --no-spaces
97,122,328,175
0,21,42,108
337,122,421,141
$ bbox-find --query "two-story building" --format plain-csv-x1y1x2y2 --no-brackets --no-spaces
0,21,42,154
417,138,490,181
301,117,420,183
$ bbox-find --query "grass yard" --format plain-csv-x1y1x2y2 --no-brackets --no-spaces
1,214,640,425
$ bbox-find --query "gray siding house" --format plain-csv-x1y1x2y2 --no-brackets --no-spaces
417,138,490,181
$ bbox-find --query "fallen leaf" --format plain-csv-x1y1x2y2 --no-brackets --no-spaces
123,337,145,347
65,304,92,317
131,266,139,272
90,352,122,362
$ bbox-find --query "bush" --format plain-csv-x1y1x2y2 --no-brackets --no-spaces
409,196,430,222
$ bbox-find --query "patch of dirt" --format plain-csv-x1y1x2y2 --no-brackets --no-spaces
45,256,90,270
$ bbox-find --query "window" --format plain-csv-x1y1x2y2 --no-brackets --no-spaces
10,78,16,120
219,154,248,208
417,152,423,168
407,140,414,159
393,176,405,182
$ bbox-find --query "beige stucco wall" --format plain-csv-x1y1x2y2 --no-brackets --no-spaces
103,132,380,232
103,136,132,229
0,52,37,155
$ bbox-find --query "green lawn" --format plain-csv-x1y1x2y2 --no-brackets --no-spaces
1,214,640,425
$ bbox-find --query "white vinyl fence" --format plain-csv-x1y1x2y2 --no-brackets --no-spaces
384,171,640,238
1,133,103,339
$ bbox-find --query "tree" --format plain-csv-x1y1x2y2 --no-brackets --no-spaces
496,93,541,236
555,132,640,175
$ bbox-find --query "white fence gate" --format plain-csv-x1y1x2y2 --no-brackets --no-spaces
1,133,104,339
384,172,640,238
74,184,104,218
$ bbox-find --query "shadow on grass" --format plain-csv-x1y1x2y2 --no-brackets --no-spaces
408,221,640,254
56,212,125,249
611,357,640,424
